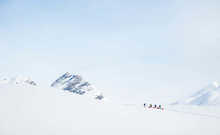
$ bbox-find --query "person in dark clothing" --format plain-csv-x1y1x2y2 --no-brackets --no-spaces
158,105,162,109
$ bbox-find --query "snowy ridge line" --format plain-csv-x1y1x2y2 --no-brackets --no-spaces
0,76,37,86
165,108,220,119
174,81,220,106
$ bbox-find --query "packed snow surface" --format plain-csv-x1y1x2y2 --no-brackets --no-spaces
175,81,220,106
0,84,220,135
51,72,104,100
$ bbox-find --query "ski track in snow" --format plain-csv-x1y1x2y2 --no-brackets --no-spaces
165,109,220,119
123,104,220,119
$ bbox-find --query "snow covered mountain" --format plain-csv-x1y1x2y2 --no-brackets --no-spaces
51,72,104,100
0,76,37,86
174,81,220,106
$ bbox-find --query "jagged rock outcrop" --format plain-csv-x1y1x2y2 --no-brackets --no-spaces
51,72,104,100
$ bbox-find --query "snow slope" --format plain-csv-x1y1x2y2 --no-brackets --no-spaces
51,72,104,100
174,81,220,106
0,76,37,86
0,84,220,135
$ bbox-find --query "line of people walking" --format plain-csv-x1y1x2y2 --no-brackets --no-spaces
144,103,164,110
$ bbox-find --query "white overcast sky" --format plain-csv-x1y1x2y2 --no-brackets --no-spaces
0,0,220,103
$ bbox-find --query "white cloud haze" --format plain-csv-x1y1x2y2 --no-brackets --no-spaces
0,0,220,103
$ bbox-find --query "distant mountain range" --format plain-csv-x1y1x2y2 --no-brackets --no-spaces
2,73,220,104
0,73,104,100
173,81,220,106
